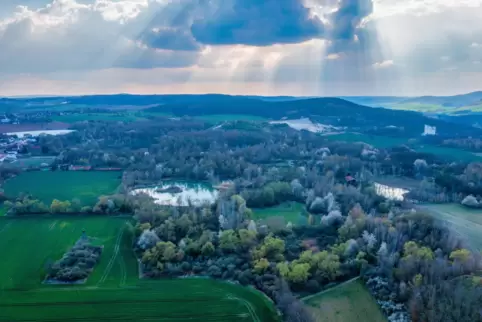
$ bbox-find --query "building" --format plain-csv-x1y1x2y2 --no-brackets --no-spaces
345,174,358,186
422,125,436,136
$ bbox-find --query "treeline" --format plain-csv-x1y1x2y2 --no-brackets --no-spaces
4,194,135,215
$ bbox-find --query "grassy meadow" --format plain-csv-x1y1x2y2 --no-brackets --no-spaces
3,171,121,205
11,156,56,169
0,216,134,290
304,279,386,322
420,204,482,251
195,114,268,123
0,216,278,322
51,113,147,123
253,202,306,225
326,132,482,162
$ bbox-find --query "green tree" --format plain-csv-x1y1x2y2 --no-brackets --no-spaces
450,249,471,263
201,241,215,256
219,230,240,252
238,229,257,248
253,258,270,274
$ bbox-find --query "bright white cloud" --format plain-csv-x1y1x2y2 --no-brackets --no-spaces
0,0,481,96
372,59,394,69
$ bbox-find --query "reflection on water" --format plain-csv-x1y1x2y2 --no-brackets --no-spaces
374,183,409,201
131,181,218,206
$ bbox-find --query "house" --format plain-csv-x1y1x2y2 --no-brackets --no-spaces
345,174,358,186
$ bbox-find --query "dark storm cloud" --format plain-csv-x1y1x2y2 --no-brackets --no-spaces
190,0,325,46
329,0,373,40
139,28,200,51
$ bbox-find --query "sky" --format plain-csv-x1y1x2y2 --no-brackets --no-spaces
0,0,481,97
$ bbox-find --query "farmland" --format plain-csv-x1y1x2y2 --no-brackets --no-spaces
326,132,482,162
419,204,482,251
0,216,135,289
3,171,121,205
303,279,386,322
11,156,56,169
253,202,306,224
51,112,154,123
195,114,268,123
0,216,279,322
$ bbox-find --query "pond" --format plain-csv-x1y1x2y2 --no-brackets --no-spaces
6,129,75,137
374,182,409,201
131,181,218,206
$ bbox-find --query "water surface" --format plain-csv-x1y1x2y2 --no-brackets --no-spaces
131,181,218,206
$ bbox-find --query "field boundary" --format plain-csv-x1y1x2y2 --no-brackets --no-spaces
301,276,360,302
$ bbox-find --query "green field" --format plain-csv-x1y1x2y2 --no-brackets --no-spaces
0,216,135,289
420,204,482,251
325,133,409,148
3,171,121,205
52,113,146,123
196,114,268,124
0,216,279,322
253,202,306,224
388,103,447,113
326,132,482,162
12,157,56,168
303,279,386,322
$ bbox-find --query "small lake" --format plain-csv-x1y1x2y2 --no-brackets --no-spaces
131,181,218,206
6,130,75,137
374,182,409,201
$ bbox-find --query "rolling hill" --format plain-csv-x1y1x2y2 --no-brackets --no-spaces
3,94,482,137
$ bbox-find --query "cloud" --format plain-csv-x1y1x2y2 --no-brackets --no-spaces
0,0,199,73
1,0,482,96
326,53,341,60
372,59,394,68
329,0,373,40
190,0,325,46
139,27,200,51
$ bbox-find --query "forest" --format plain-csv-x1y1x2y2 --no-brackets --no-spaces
1,116,481,322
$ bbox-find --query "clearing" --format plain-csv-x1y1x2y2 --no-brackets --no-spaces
253,202,307,225
52,113,146,123
195,114,268,123
303,279,386,322
3,171,121,206
326,132,482,162
419,203,482,251
11,156,56,169
0,216,279,322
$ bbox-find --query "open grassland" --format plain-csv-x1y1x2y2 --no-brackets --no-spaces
3,171,121,205
325,133,409,148
304,279,386,322
253,202,306,224
195,114,268,123
326,132,482,162
388,103,448,113
11,156,56,168
0,216,136,290
0,279,278,322
0,216,278,322
420,204,482,251
52,113,147,123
